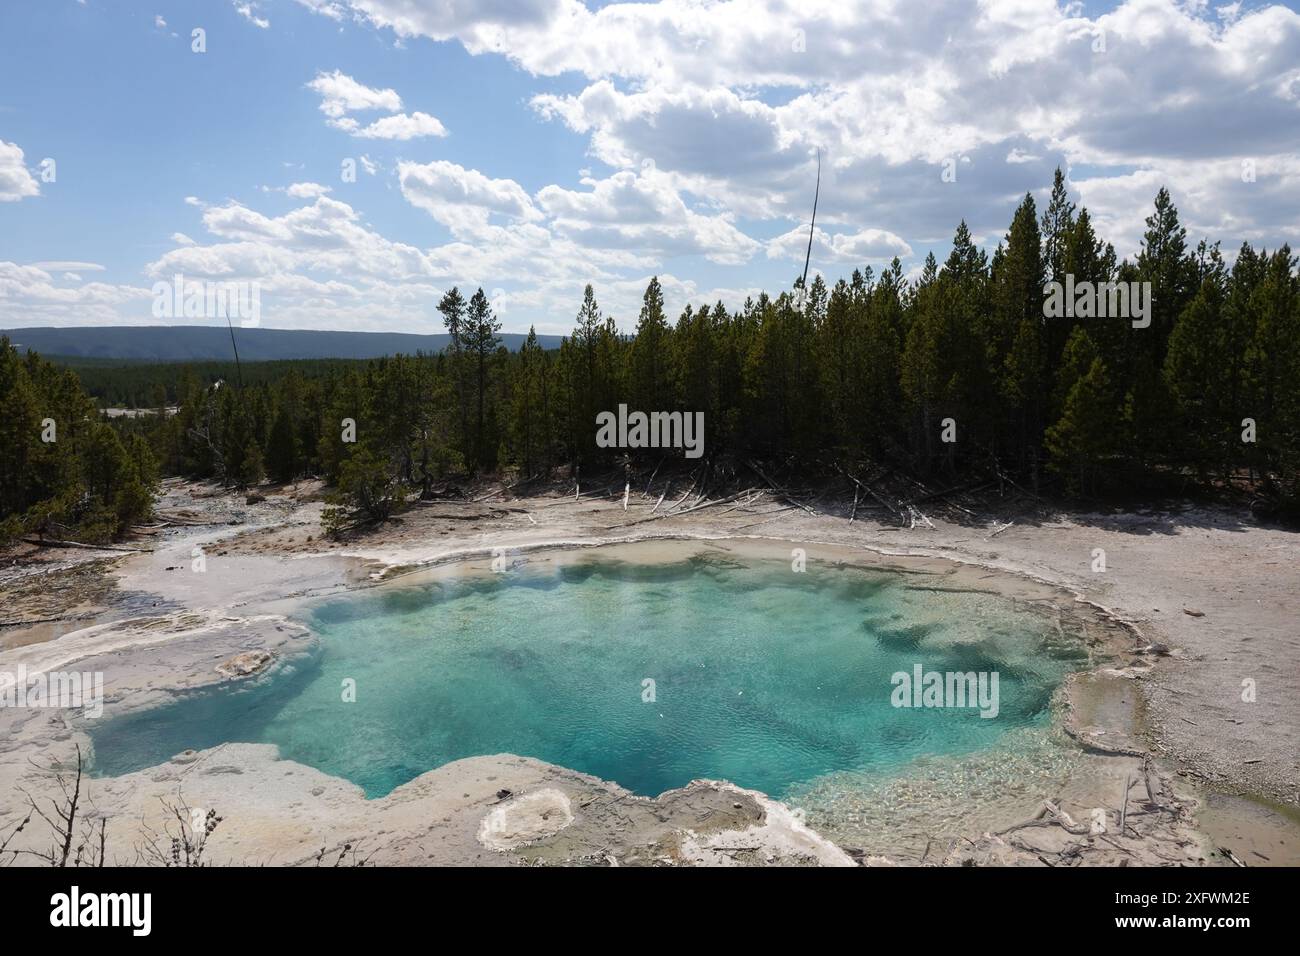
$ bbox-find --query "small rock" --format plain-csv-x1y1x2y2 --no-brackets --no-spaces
216,649,273,678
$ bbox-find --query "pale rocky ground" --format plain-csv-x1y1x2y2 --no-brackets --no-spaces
1,474,1296,866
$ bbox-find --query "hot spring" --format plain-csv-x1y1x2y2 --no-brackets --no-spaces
87,542,1090,801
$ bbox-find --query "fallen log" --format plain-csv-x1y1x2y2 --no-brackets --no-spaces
729,505,798,532
20,538,146,553
643,458,664,497
901,481,992,506
833,464,902,520
665,476,696,513
997,800,1092,837
906,504,936,530
0,616,71,629
623,489,752,527
1218,845,1246,867
748,460,818,516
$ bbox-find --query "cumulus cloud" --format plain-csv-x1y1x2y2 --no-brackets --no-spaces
398,159,542,234
137,186,679,332
766,226,913,265
308,70,402,119
303,0,1300,260
537,167,760,265
286,182,333,198
19,0,1300,333
307,70,448,140
336,111,447,140
0,141,40,202
0,261,153,325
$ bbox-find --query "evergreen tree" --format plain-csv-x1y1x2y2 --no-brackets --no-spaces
995,194,1046,483
438,287,472,464
631,276,671,413
16,170,1297,530
464,287,502,470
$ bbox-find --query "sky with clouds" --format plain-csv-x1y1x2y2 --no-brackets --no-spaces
1,0,1298,336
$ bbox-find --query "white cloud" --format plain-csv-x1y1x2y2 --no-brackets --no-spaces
0,261,153,325
339,111,447,140
766,226,913,265
286,182,333,198
295,1,349,22
307,70,402,119
0,141,40,202
398,160,541,234
305,0,1300,256
29,260,107,273
151,196,448,285
232,1,270,29
17,0,1300,334
1076,154,1300,259
537,167,760,265
306,70,447,140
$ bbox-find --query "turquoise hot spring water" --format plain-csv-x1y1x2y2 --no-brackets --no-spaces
87,547,1088,802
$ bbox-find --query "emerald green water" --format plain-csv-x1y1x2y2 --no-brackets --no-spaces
88,549,1087,799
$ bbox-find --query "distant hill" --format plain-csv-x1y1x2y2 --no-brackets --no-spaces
1,326,565,361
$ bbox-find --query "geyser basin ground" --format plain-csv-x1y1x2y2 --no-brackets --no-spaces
88,541,1089,801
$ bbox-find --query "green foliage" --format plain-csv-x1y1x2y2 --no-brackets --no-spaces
0,339,157,544
1045,356,1121,495
23,168,1298,529
321,446,409,536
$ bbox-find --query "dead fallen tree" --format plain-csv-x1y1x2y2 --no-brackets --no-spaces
622,488,756,527
747,460,819,516
833,463,904,522
20,538,146,554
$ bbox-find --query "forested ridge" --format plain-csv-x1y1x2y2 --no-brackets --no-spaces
3,172,1298,542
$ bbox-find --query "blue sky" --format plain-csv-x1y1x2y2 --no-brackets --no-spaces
2,0,1298,335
